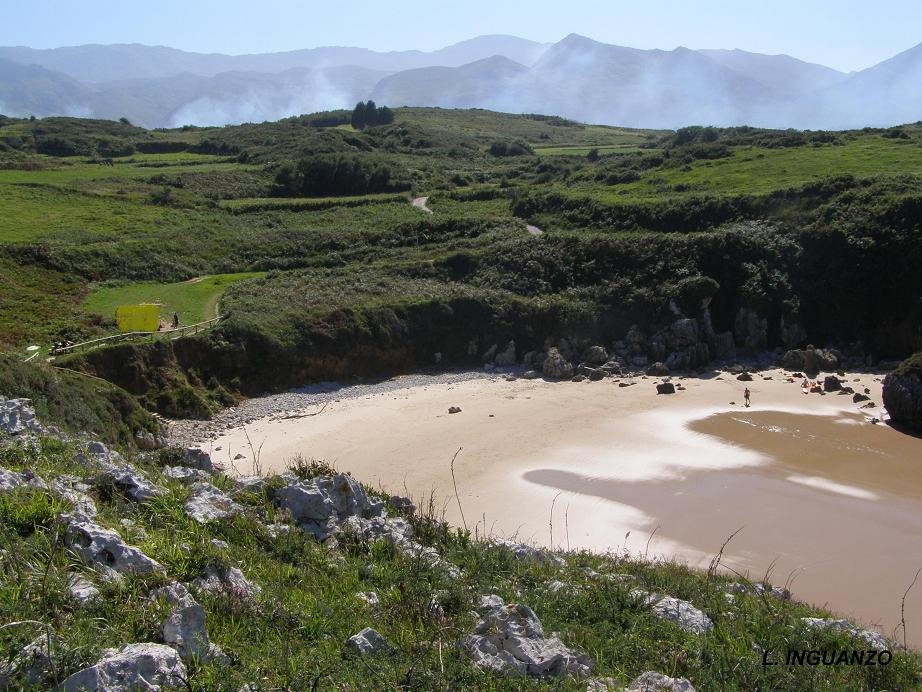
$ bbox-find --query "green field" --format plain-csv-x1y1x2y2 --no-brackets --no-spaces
83,272,266,328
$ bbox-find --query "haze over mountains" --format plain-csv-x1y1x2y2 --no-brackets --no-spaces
1,34,919,130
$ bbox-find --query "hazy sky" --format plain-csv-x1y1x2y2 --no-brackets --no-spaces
2,0,919,72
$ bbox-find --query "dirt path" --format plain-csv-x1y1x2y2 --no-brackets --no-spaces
526,224,543,236
411,196,433,214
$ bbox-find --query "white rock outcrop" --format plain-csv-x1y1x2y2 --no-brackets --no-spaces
0,397,46,436
628,671,697,691
67,573,101,605
0,466,47,492
492,538,565,567
193,566,261,603
801,618,891,650
274,473,385,540
184,482,242,523
59,642,187,692
347,627,391,656
64,519,164,574
163,465,212,485
631,590,713,635
461,594,592,678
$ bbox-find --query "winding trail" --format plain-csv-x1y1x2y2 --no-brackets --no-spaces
411,196,433,214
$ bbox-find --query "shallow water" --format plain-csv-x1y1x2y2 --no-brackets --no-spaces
527,410,922,646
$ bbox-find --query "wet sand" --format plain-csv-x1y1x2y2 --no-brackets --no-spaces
198,368,922,646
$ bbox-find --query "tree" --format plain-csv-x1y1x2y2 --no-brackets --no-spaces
378,106,395,125
351,102,367,129
365,100,378,126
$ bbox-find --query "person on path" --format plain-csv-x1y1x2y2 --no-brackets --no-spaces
744,387,751,407
172,311,180,329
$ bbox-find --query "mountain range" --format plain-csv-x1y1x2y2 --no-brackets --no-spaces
1,34,919,130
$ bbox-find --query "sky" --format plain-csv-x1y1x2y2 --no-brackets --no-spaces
2,0,919,72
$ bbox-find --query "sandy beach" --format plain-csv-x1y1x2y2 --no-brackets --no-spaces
188,368,922,646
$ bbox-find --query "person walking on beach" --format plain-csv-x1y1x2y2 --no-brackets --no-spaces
744,387,751,407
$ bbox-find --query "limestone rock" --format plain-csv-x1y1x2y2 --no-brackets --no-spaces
387,495,416,515
801,618,890,650
68,573,101,605
64,519,164,574
631,590,713,634
183,447,214,472
734,308,767,354
52,475,98,520
0,397,46,436
823,375,842,392
59,643,187,692
542,348,574,380
461,594,592,678
357,591,380,606
656,382,676,395
883,359,922,432
184,482,242,523
628,671,696,691
0,466,47,493
494,340,517,366
728,582,790,600
448,406,462,414
646,362,670,377
193,566,261,603
274,473,384,541
93,459,162,503
492,538,565,567
163,465,211,485
736,372,753,382
347,627,391,656
582,345,609,365
522,370,540,380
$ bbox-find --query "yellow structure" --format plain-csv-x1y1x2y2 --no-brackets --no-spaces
115,304,159,333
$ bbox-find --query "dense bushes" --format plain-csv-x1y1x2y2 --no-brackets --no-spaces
0,355,157,445
489,140,534,157
271,154,407,197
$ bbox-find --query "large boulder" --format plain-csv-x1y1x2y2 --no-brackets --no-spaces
461,595,592,678
0,397,46,436
646,362,670,377
823,375,842,392
781,346,839,375
274,473,385,541
883,353,922,432
64,519,164,574
60,643,187,692
183,448,214,472
542,348,574,380
582,345,609,365
656,382,676,395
